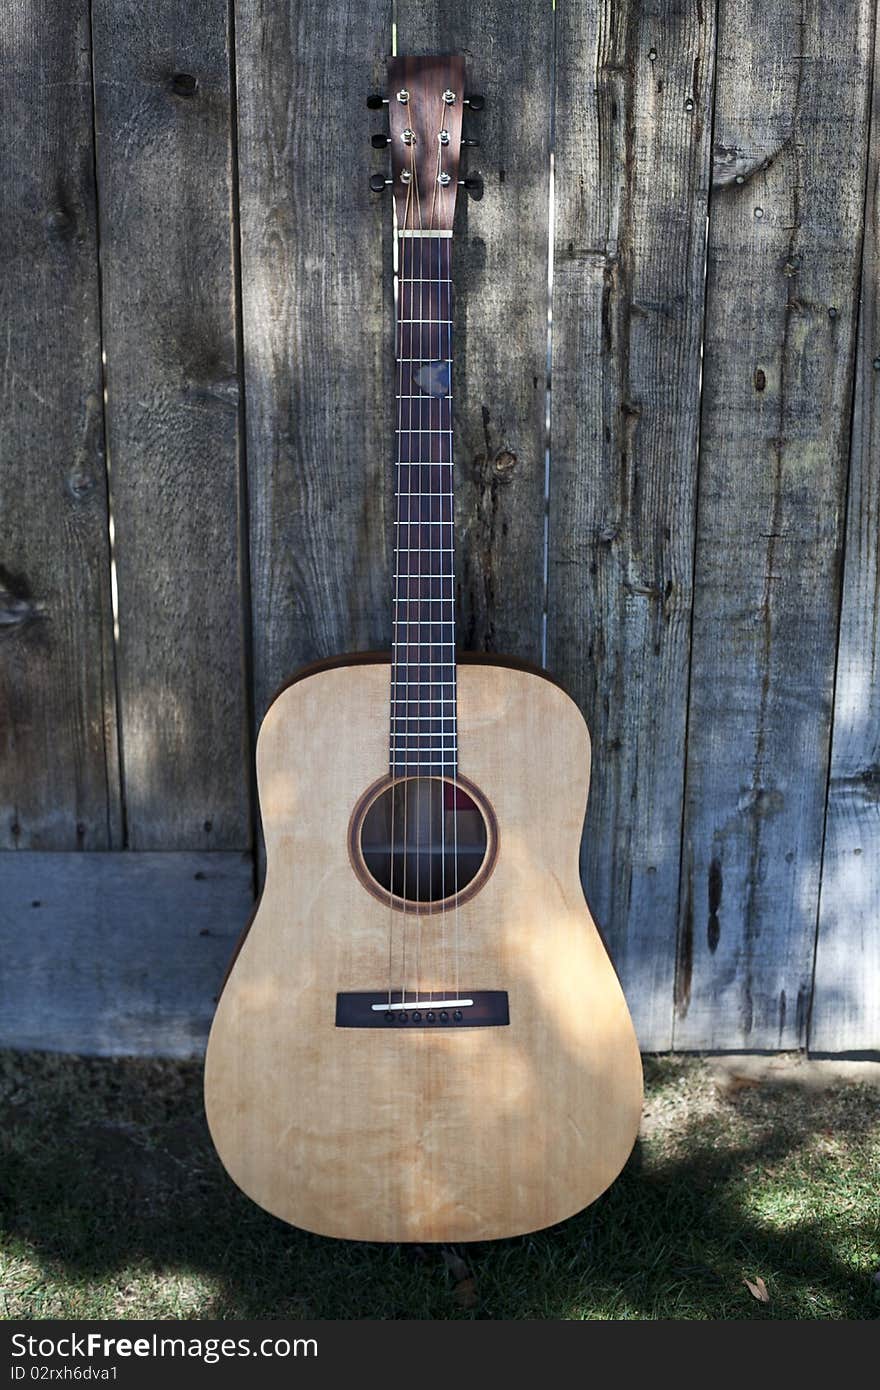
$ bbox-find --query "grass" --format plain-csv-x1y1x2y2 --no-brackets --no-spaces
0,1050,878,1320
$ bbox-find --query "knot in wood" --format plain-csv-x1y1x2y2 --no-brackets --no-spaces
492,450,517,478
170,72,199,98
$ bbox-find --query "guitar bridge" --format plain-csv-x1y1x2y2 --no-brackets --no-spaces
335,990,509,1029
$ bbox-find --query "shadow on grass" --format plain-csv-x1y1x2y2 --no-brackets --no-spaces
1,1052,878,1319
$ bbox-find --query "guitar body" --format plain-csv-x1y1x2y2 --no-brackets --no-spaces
205,656,642,1243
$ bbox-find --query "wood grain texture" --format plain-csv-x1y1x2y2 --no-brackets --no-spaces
674,0,875,1049
811,15,880,1056
236,0,393,725
548,3,716,1049
0,852,252,1056
0,0,120,849
206,660,642,1242
91,0,250,850
396,0,552,660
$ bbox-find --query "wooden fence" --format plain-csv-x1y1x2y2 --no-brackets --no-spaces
1,0,878,1057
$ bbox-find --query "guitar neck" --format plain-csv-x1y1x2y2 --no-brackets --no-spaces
390,231,457,778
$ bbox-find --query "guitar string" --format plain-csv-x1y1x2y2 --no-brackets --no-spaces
426,98,445,1004
427,99,456,1002
447,212,461,1000
389,137,416,1007
409,116,425,1006
390,87,459,1009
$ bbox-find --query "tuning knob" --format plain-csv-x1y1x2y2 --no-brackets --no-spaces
464,94,485,109
460,173,484,199
369,173,390,192
462,137,480,147
371,133,390,148
366,94,388,109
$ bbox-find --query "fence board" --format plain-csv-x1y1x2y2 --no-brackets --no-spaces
549,3,716,1048
91,1,250,850
0,0,120,850
674,0,875,1049
397,0,552,660
237,0,394,725
811,20,880,1056
0,852,252,1056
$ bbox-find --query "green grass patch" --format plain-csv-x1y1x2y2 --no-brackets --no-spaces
1,1051,878,1319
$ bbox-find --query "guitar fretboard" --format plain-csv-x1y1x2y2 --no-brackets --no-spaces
390,232,456,778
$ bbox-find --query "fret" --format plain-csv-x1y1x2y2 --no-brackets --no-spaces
391,768,458,775
392,717,458,728
391,740,458,746
391,730,458,737
397,501,453,512
391,761,458,769
391,754,459,760
390,735,458,743
392,694,457,701
398,318,453,325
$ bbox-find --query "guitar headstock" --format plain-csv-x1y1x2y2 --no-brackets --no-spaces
369,56,483,232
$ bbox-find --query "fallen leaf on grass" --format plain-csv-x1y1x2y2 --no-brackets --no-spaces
441,1248,470,1282
453,1276,478,1309
743,1276,770,1303
441,1248,478,1309
723,1074,762,1095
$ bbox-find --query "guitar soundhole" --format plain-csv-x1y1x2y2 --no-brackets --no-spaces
353,775,495,909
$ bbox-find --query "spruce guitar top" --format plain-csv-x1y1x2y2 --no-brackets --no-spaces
204,54,642,1243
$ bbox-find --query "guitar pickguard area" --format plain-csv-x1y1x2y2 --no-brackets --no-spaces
336,990,509,1029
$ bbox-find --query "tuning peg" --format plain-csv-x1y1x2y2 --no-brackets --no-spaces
459,173,484,199
366,94,389,109
461,137,480,148
369,173,391,192
371,133,390,148
464,94,485,109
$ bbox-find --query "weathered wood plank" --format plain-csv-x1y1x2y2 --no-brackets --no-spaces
811,19,880,1056
0,1,120,849
675,0,875,1049
237,0,393,725
0,852,252,1057
91,1,250,849
549,3,716,1048
397,0,551,661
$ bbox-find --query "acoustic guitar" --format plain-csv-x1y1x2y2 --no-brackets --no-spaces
205,54,642,1243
